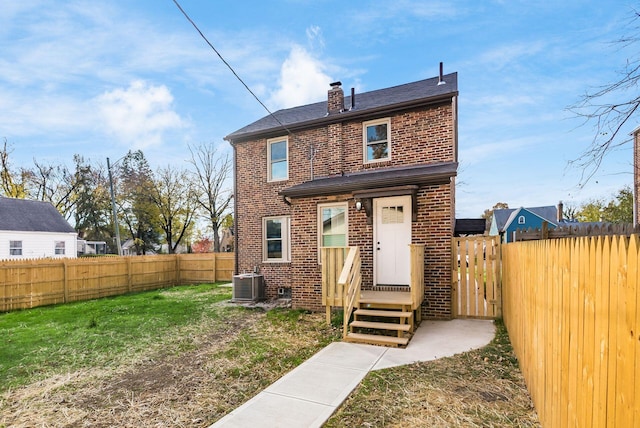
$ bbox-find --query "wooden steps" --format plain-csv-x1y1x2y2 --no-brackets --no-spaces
345,332,409,347
354,308,413,318
350,320,412,332
345,295,417,347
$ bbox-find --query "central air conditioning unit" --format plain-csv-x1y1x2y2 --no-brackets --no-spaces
232,273,265,302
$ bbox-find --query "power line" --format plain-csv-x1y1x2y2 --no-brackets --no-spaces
171,0,292,135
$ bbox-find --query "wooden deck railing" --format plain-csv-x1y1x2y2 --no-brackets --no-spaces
321,247,348,323
339,247,361,339
409,244,425,318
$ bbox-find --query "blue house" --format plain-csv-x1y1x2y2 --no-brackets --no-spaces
490,205,560,243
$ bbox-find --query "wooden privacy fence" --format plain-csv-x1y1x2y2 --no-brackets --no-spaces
514,222,640,241
451,236,501,318
0,253,234,312
502,236,639,427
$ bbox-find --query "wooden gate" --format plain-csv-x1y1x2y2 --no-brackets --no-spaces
452,236,501,318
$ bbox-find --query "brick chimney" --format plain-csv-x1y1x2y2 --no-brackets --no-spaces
327,81,344,114
557,201,563,223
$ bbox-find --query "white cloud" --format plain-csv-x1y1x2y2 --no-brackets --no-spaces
96,81,185,148
268,45,332,109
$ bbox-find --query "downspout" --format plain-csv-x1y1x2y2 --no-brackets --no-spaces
233,143,239,276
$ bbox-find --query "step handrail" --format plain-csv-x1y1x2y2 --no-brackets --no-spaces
339,246,361,339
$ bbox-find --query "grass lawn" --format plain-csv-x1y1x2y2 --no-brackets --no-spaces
0,283,340,427
1,284,538,427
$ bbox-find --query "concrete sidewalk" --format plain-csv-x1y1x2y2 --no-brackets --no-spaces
210,319,495,428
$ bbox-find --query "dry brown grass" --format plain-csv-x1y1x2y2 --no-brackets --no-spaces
2,298,538,428
325,319,540,427
0,305,339,427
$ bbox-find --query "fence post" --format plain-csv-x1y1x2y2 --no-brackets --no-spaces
212,253,217,282
126,257,132,293
176,254,181,285
63,259,69,303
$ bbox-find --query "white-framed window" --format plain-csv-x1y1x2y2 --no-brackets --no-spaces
267,137,288,181
363,118,391,163
318,202,348,250
518,215,525,224
10,240,22,256
263,216,291,262
55,241,65,255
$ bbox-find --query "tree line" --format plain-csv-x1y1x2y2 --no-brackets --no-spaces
482,186,633,230
0,139,233,255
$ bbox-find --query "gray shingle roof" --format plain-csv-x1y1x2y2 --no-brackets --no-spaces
0,197,76,233
226,72,458,142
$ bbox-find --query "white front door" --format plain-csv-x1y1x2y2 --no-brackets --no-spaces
374,196,412,286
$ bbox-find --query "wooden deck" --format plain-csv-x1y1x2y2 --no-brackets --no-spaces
360,290,412,306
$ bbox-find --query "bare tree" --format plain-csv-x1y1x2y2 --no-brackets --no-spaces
188,143,233,252
568,8,640,184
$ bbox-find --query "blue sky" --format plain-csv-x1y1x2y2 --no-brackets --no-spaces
0,1,635,217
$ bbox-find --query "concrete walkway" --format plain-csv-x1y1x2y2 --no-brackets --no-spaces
210,319,495,428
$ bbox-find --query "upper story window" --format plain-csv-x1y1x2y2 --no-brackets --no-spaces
10,240,22,256
518,215,525,225
363,118,391,163
263,216,291,262
268,137,288,181
55,241,65,255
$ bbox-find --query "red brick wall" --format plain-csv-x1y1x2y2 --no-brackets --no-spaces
234,100,456,317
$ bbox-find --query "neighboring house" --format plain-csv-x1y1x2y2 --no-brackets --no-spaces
77,240,107,256
121,238,157,256
226,70,458,319
219,226,234,252
490,205,563,243
0,197,77,260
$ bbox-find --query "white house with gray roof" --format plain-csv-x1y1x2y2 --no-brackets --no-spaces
0,197,77,260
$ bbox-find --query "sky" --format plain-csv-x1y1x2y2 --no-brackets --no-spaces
0,0,636,218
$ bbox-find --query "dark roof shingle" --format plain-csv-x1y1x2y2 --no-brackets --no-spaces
226,72,458,142
0,197,76,233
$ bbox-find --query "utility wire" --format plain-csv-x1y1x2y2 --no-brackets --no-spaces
172,0,292,135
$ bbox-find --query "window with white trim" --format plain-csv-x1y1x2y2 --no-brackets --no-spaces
267,137,288,181
10,240,22,256
363,118,391,163
55,241,65,255
518,215,525,224
263,216,290,262
318,203,348,248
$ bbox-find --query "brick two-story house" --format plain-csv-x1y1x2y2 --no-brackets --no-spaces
226,69,458,321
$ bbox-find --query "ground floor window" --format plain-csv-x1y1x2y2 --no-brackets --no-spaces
263,216,290,262
55,241,65,255
318,203,348,261
10,240,22,256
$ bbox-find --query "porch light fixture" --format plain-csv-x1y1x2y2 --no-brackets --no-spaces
355,199,363,211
